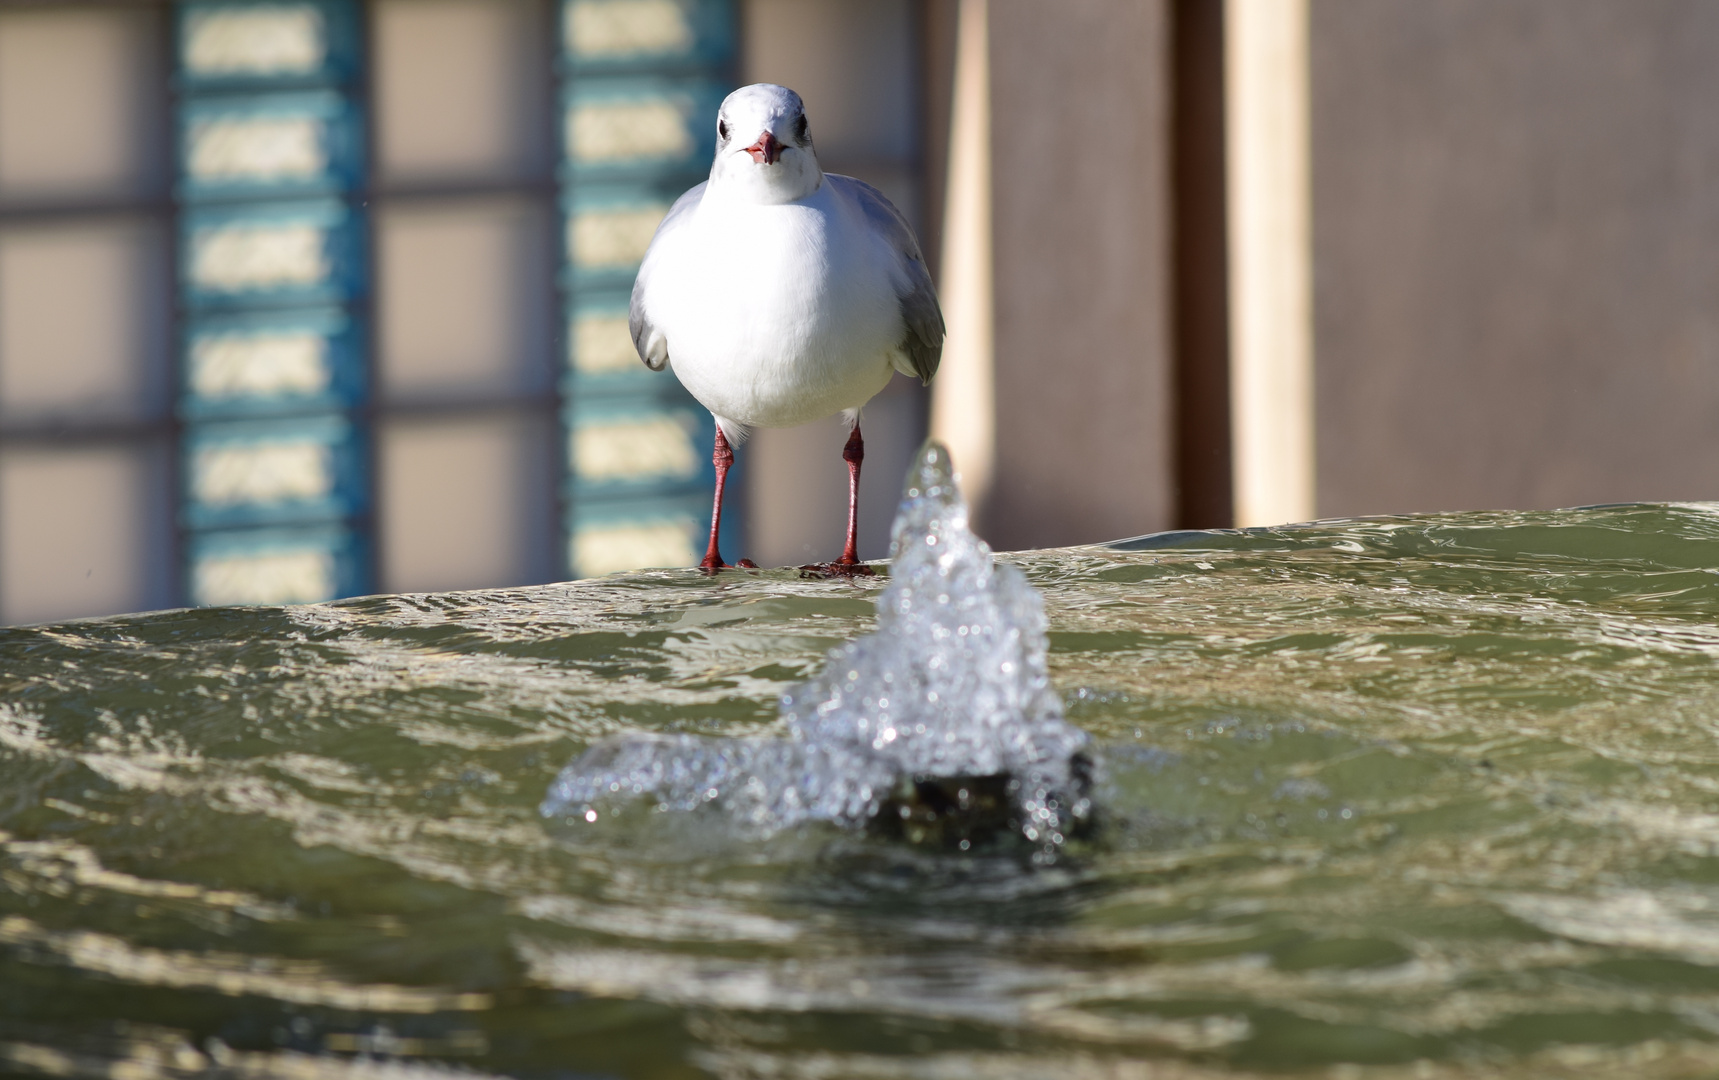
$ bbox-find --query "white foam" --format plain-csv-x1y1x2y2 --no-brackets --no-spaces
540,443,1092,851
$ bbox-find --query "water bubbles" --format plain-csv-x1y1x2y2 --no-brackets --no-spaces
540,441,1093,854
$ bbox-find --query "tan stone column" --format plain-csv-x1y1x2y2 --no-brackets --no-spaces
929,0,996,517
1226,0,1314,527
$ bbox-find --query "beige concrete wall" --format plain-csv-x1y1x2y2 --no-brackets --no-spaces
982,0,1175,550
1311,0,1719,516
742,0,930,565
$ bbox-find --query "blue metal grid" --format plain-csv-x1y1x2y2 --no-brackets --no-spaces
174,0,370,605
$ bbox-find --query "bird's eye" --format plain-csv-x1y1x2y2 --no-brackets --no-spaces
794,115,808,142
718,119,729,140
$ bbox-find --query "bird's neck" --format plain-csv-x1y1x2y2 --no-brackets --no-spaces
708,157,824,206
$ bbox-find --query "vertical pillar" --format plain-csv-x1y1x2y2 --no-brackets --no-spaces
1171,0,1233,530
558,0,739,578
1225,0,1313,527
174,0,371,604
929,0,995,517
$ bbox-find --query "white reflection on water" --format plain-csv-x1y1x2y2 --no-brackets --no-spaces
1,1035,499,1080
691,1043,1719,1080
0,916,487,1013
1,836,292,921
1505,889,1719,966
515,939,1251,1051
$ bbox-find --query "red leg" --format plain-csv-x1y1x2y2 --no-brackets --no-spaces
796,424,873,577
701,426,734,570
837,424,863,565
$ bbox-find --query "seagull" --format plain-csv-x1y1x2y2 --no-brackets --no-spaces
629,83,945,572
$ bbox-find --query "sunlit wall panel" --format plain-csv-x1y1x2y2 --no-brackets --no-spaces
378,413,557,594
376,198,555,402
0,443,176,625
0,7,169,203
0,221,172,426
372,0,552,184
0,6,175,624
368,0,558,593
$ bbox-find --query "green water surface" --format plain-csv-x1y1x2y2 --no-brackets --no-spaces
8,504,1719,1079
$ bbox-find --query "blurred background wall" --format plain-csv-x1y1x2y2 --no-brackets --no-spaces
1310,0,1719,518
1,0,1716,625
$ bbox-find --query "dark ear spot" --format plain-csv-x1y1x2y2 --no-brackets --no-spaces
718,118,729,140
794,114,809,143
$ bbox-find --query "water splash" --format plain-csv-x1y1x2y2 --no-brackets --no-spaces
539,442,1094,853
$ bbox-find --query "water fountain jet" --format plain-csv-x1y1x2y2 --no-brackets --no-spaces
540,441,1095,855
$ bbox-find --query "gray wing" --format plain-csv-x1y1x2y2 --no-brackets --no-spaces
628,182,707,371
828,174,945,385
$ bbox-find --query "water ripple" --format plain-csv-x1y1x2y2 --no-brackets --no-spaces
4,503,1719,1075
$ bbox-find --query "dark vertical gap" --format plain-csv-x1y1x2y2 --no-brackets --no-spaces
919,0,958,288
907,0,957,526
722,0,746,562
892,0,949,490
552,0,575,580
1171,0,1233,529
357,0,381,595
158,0,187,608
538,0,565,584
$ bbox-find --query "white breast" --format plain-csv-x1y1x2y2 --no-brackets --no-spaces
644,182,903,429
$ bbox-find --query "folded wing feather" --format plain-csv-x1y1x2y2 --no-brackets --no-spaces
829,174,946,385
628,182,708,372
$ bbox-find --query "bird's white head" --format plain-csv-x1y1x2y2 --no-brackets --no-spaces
708,83,822,204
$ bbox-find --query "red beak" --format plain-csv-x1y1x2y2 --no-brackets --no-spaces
744,132,782,164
